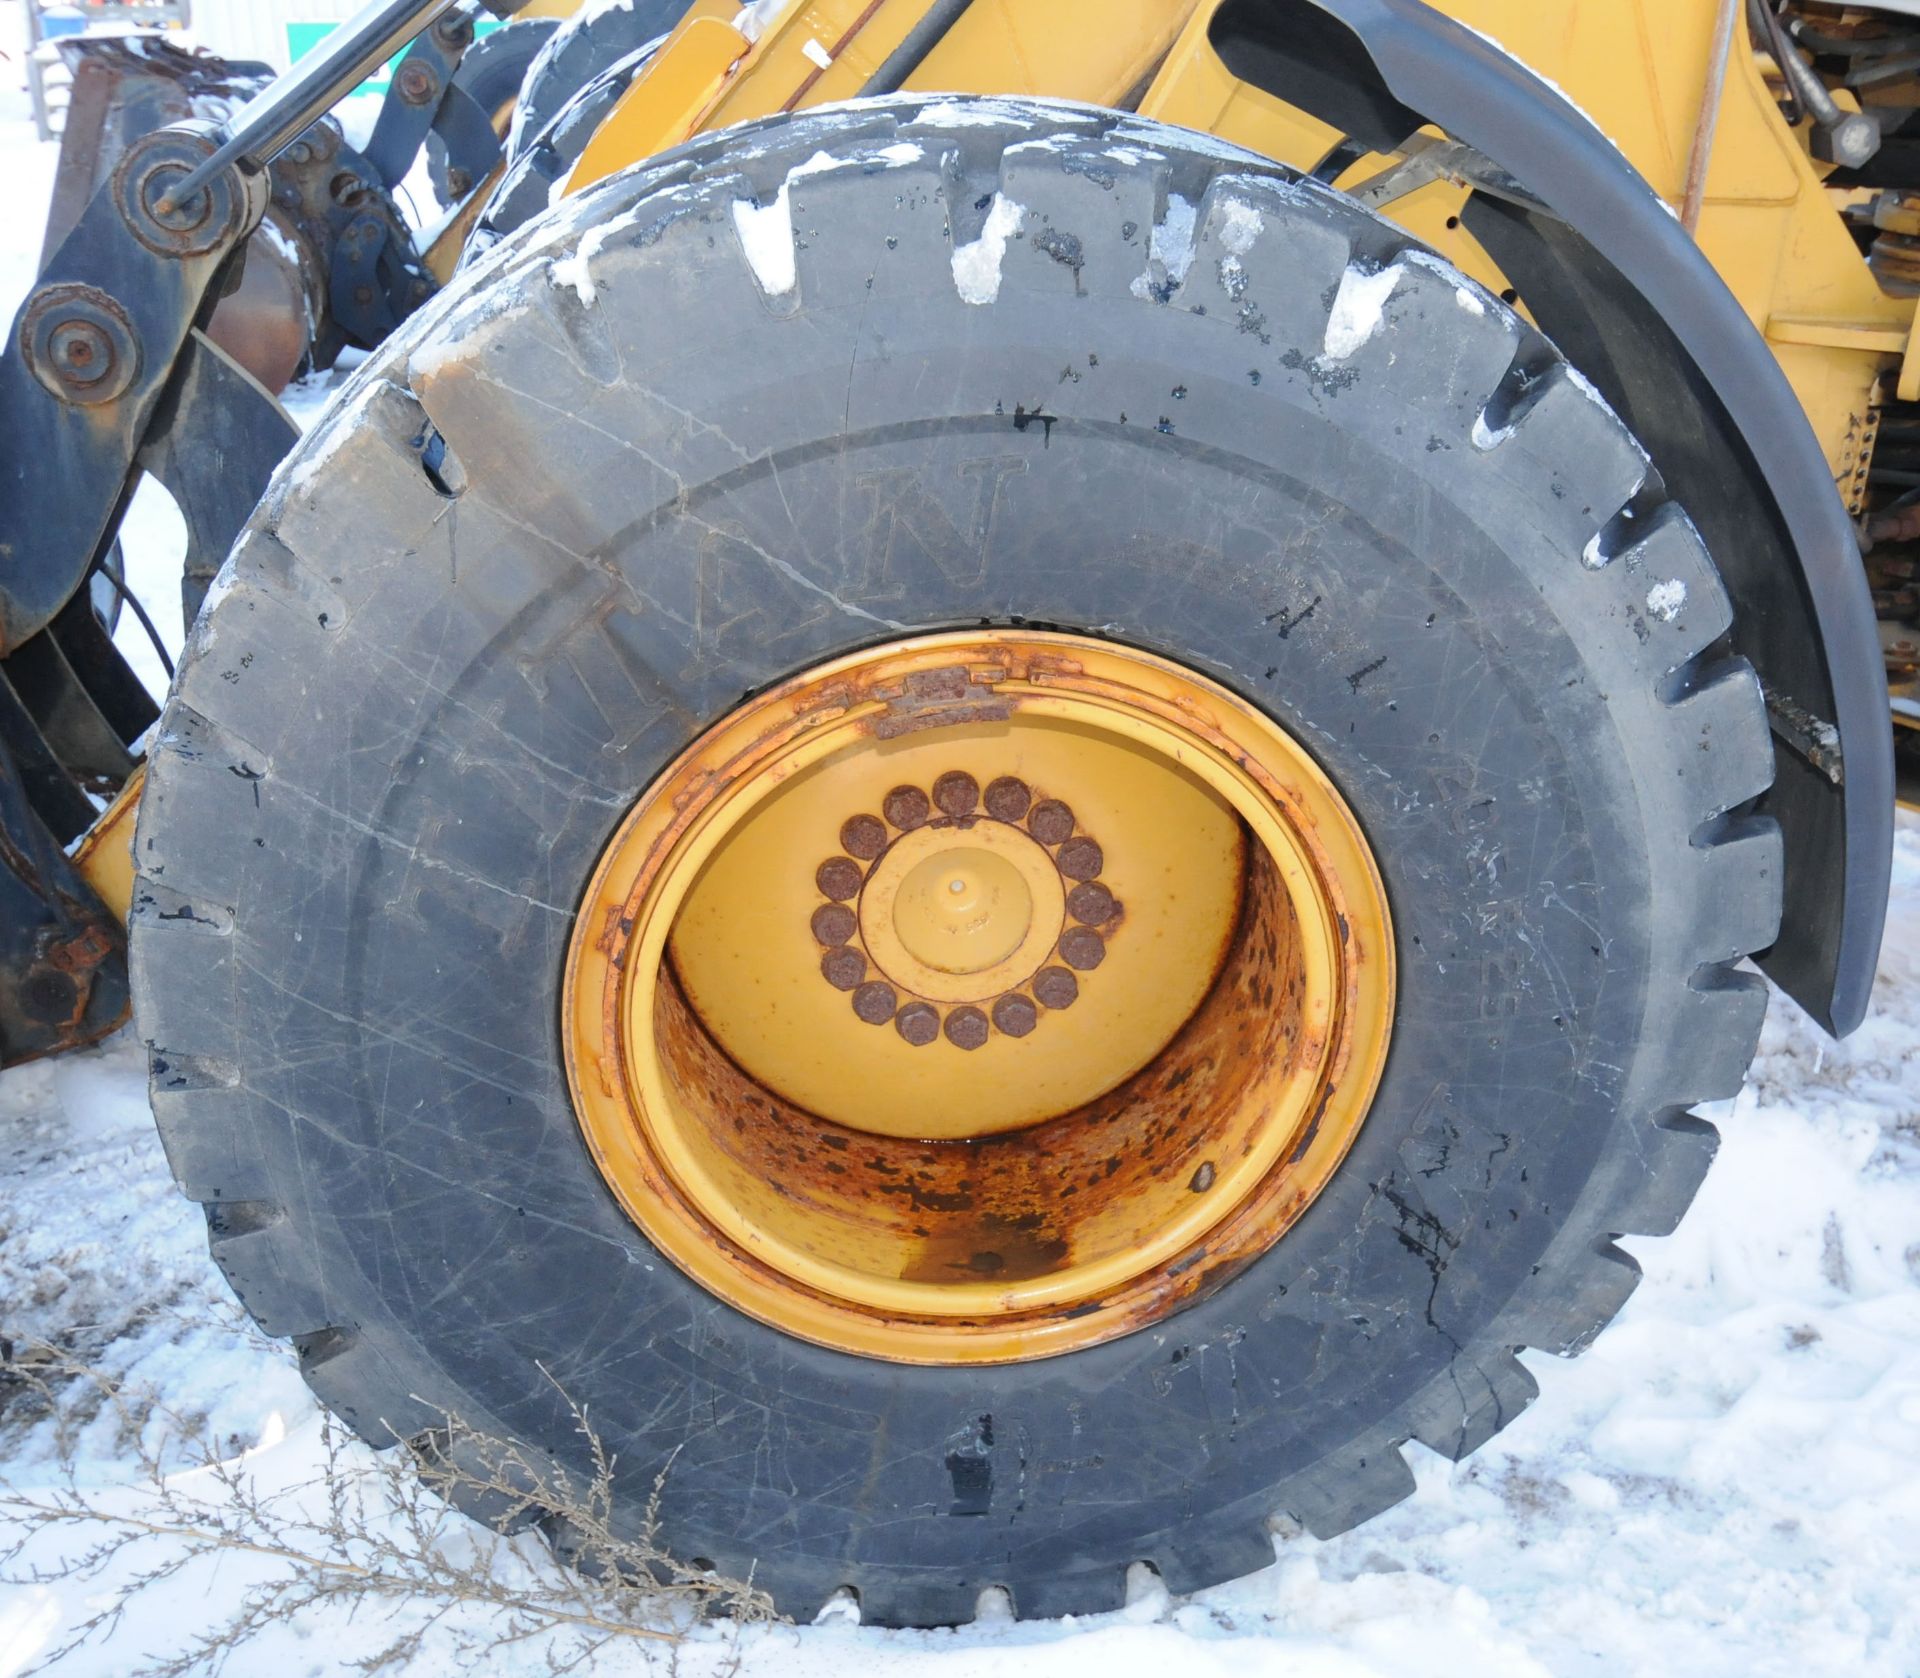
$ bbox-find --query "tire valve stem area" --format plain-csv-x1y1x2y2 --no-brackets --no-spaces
562,634,1393,1364
810,771,1117,1048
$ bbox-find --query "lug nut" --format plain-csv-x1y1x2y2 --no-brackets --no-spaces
984,776,1032,821
1027,799,1075,846
1034,966,1079,1010
811,903,857,946
991,994,1038,1038
1066,881,1117,926
944,1006,989,1050
933,770,980,818
1059,928,1107,971
1055,836,1104,881
821,948,866,991
840,814,887,859
816,856,864,901
853,981,898,1025
895,1001,940,1045
883,785,930,830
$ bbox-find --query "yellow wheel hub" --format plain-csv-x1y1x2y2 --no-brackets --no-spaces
871,825,1052,985
563,633,1395,1364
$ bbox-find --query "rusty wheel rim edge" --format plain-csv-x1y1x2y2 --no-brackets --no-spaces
561,632,1395,1365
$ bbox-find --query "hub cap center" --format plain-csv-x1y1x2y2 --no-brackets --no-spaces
891,845,1032,972
857,819,1066,1004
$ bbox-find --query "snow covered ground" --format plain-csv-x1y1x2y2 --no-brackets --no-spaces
3,59,1920,1678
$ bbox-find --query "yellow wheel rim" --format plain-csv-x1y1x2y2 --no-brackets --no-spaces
562,633,1395,1364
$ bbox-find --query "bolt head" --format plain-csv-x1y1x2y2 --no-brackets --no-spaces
944,1006,990,1051
397,62,439,105
142,164,212,234
51,321,110,380
1027,799,1075,846
883,785,931,830
25,287,139,406
1814,113,1882,169
840,814,887,859
895,1002,940,1046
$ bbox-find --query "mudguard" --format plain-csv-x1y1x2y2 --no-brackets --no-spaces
1210,0,1895,1035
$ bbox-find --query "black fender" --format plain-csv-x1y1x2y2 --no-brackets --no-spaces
1209,0,1893,1034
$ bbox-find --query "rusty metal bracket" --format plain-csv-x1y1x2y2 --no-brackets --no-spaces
0,123,268,655
365,9,480,187
0,694,128,1068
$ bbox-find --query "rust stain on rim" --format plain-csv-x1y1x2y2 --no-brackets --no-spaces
561,632,1395,1364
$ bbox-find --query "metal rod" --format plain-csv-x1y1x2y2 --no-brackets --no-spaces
1769,3,1846,128
858,0,974,97
1682,0,1743,234
158,0,460,213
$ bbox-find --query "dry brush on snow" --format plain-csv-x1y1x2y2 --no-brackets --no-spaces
0,1345,771,1675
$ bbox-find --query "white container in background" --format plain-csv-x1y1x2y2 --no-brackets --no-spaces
186,0,360,70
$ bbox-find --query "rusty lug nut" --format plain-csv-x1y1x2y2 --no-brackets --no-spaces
1055,836,1104,882
820,947,867,991
852,980,898,1025
896,1001,941,1046
1066,881,1118,926
984,776,1032,822
944,1006,990,1050
839,813,888,860
354,284,376,307
883,785,931,830
933,770,980,818
816,856,865,901
1033,966,1080,1010
396,62,439,105
1027,798,1075,846
991,994,1038,1038
811,903,858,946
1059,927,1107,971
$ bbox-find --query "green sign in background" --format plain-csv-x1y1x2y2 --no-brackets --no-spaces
285,17,507,95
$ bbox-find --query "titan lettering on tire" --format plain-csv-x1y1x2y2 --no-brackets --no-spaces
131,99,1780,1627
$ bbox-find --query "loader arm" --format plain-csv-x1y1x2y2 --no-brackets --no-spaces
0,0,529,1066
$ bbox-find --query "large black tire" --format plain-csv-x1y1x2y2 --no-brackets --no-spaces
504,0,700,165
131,99,1781,1626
